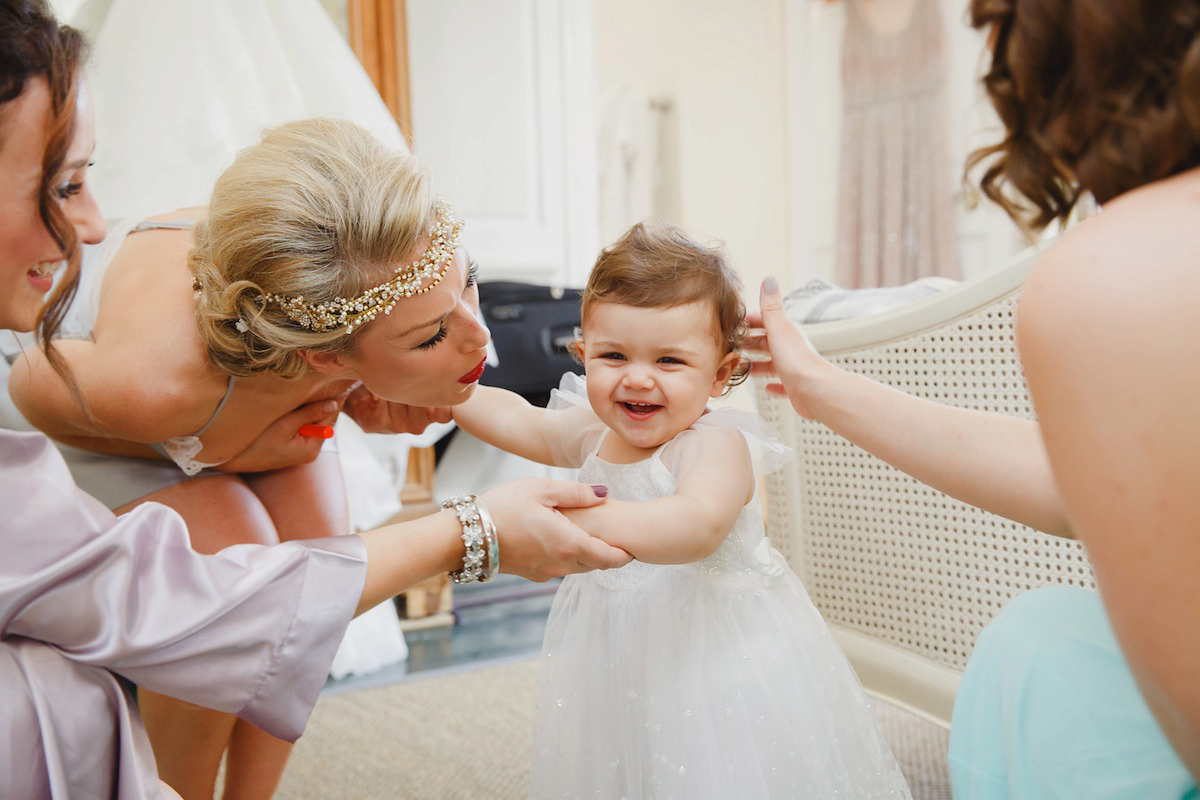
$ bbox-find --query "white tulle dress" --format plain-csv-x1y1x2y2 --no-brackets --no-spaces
528,376,912,799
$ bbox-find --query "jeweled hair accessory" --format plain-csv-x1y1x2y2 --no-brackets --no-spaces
257,201,463,335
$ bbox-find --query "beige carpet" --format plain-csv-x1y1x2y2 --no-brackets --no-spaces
276,659,950,800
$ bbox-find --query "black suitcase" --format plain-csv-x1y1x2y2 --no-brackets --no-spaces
478,281,584,407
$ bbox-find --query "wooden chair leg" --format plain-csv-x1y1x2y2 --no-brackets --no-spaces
391,446,455,628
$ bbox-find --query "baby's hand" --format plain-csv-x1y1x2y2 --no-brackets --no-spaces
342,384,453,434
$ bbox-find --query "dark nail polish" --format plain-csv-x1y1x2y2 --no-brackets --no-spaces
591,484,608,497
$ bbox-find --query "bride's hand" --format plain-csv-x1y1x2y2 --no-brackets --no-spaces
342,383,453,434
480,478,631,582
218,397,340,473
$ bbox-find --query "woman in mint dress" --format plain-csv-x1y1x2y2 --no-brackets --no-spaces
751,0,1200,796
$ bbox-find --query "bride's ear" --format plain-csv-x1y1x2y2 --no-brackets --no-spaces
303,348,350,376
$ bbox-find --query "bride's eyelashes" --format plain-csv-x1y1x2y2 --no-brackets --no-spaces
415,261,478,350
416,325,448,350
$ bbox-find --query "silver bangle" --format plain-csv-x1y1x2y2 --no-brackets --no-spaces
475,497,500,581
442,494,499,583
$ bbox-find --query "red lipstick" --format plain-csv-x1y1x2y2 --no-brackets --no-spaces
459,358,486,384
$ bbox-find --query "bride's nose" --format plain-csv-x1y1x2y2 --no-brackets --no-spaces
459,301,491,351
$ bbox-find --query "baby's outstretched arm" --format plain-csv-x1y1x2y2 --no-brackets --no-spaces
451,385,563,465
563,425,753,564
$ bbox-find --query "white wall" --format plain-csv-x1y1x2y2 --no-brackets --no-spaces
593,0,789,308
595,0,1028,302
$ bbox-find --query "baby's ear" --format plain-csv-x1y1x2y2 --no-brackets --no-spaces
710,351,741,397
568,329,584,365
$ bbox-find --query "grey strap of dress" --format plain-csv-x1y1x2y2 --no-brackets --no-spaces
131,219,195,232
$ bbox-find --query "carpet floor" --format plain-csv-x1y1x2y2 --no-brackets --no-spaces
275,657,950,800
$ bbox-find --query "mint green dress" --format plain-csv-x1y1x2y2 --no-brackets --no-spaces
949,585,1198,798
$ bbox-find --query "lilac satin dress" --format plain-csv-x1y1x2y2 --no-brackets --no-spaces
0,429,367,799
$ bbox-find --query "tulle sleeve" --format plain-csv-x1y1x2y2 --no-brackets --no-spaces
658,406,793,482
544,372,609,468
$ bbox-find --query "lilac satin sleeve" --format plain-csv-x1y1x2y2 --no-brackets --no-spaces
0,429,368,742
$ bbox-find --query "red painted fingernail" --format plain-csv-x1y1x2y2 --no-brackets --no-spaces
591,484,608,497
299,424,335,439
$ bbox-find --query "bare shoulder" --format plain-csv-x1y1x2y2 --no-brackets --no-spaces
145,206,208,224
1016,170,1200,528
87,209,226,436
1020,169,1200,358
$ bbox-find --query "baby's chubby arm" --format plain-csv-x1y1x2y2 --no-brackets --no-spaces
562,425,753,564
451,385,563,465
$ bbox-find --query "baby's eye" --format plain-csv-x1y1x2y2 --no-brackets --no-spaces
599,352,625,361
658,356,685,365
416,325,448,350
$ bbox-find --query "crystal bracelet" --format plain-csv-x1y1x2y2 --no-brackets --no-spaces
442,494,499,583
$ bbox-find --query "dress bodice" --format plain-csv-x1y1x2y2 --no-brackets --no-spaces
577,449,782,591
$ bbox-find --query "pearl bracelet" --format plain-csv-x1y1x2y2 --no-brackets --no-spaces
442,494,499,583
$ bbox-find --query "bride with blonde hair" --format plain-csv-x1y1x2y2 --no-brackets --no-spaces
2,18,627,793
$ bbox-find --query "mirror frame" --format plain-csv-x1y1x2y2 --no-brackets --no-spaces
346,0,413,141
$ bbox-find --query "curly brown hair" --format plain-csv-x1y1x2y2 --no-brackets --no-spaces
967,0,1200,231
0,0,88,377
581,221,750,392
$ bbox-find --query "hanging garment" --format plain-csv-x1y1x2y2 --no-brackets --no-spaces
596,86,662,243
835,0,960,288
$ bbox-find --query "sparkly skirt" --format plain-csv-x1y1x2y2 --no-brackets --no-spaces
527,555,912,799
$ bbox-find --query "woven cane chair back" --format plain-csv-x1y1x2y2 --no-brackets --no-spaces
753,246,1095,724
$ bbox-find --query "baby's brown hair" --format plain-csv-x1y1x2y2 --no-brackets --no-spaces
581,221,750,391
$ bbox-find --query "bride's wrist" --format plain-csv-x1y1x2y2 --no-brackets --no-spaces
442,494,500,583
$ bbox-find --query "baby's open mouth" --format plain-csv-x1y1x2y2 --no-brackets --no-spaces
622,402,662,415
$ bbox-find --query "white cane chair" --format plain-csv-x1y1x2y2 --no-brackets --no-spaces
754,245,1096,728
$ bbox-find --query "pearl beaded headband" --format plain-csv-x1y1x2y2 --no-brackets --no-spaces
256,201,463,335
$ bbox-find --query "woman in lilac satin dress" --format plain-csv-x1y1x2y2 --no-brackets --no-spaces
0,3,627,798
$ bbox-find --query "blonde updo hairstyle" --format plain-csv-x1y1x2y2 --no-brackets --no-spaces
190,117,435,378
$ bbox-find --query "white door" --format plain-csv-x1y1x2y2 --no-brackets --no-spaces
406,0,598,287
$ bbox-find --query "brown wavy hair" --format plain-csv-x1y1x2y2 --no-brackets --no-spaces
0,0,88,376
967,0,1200,231
581,221,751,393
